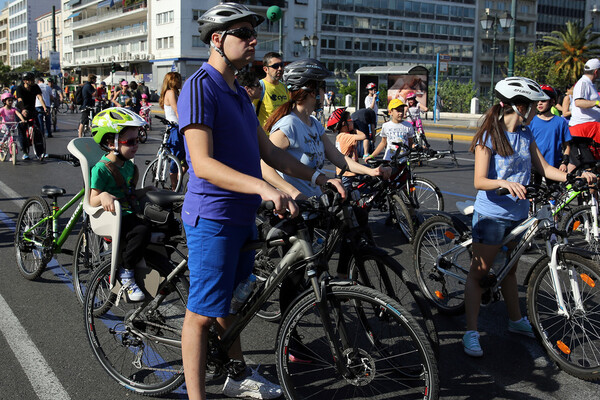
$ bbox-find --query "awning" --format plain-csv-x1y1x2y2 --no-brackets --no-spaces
67,0,81,6
97,0,115,8
66,12,80,19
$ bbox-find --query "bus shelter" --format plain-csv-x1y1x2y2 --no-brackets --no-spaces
355,65,429,110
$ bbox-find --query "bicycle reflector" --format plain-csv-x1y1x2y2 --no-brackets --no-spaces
572,221,581,231
580,274,596,288
557,340,571,355
444,230,455,240
434,291,445,300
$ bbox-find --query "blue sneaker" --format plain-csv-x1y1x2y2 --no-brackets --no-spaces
22,154,30,160
508,316,535,338
463,331,483,357
119,268,145,302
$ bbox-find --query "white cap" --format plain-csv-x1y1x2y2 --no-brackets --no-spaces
584,58,600,71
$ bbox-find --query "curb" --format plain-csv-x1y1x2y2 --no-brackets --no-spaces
426,131,474,142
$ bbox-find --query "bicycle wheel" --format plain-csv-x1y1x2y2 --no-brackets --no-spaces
559,205,599,260
58,102,68,113
142,154,183,191
276,284,439,400
73,220,110,305
391,193,416,241
138,127,148,143
0,140,8,161
527,252,600,381
11,141,17,165
412,177,444,211
30,126,46,160
51,109,57,131
83,124,92,137
347,248,439,357
254,247,283,321
14,196,52,280
84,260,188,395
413,215,471,315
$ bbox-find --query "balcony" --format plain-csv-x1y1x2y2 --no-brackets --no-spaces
72,1,147,31
73,25,147,47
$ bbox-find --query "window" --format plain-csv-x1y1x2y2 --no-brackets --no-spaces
192,9,205,21
157,11,174,25
192,35,204,47
354,17,369,29
294,18,306,29
321,36,336,49
323,14,337,25
156,36,174,49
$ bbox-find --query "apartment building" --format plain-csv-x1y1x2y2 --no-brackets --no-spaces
36,9,62,59
0,8,9,66
536,0,587,40
8,0,61,67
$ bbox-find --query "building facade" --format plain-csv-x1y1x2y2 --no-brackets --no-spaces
9,0,61,67
536,0,587,41
0,8,9,66
36,9,62,59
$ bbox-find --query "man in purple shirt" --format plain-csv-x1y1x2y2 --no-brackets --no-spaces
180,4,340,400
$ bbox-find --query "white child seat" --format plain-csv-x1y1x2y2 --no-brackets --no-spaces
67,138,122,289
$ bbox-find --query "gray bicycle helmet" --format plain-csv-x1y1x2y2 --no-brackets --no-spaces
283,59,332,91
198,3,264,44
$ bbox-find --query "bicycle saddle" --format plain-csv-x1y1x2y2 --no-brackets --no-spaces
146,190,185,208
41,185,66,197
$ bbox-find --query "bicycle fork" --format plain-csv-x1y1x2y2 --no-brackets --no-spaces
546,244,584,317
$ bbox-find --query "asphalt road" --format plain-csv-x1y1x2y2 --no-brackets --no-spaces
0,112,598,399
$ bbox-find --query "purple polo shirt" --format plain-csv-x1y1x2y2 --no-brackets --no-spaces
178,63,261,226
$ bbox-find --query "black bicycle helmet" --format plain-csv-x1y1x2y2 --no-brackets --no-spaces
22,72,34,81
494,77,549,105
198,3,264,44
283,59,332,91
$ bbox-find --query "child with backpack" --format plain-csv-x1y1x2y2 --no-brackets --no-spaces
89,107,153,301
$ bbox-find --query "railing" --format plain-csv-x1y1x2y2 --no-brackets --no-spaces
72,2,147,29
73,26,147,47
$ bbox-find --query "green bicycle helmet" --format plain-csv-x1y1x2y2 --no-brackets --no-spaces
92,107,146,152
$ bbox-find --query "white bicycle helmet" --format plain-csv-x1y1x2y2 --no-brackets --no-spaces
495,77,549,121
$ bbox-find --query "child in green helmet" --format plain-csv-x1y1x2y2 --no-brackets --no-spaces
89,107,153,301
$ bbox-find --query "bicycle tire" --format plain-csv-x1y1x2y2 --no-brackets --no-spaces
0,140,8,161
276,284,439,400
254,247,283,321
15,196,52,280
84,260,188,395
391,193,416,241
527,252,600,381
83,124,91,137
413,215,471,315
11,141,17,165
142,154,183,192
138,127,148,143
347,248,439,358
30,126,46,160
58,102,68,113
559,205,599,260
51,109,57,131
412,177,444,211
73,221,110,305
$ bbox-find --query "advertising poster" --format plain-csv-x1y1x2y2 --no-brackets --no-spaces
387,74,428,107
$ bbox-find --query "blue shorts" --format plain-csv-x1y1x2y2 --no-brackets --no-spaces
184,219,257,318
167,126,186,173
472,210,524,246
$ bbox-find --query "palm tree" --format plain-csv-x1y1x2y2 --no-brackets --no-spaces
542,22,600,85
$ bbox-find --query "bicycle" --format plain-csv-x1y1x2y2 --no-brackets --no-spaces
22,119,45,160
361,142,445,241
84,196,439,398
14,154,85,280
142,115,185,192
413,177,600,380
57,99,70,114
50,103,58,132
0,122,19,165
80,106,96,137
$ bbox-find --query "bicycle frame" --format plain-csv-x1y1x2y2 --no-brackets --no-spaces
21,188,85,252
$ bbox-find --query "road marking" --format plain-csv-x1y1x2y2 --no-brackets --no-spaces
0,181,25,208
0,293,71,400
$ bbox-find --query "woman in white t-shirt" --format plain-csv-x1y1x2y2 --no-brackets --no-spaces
366,98,414,162
159,72,185,190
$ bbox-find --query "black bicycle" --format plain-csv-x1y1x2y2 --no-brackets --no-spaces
84,194,439,398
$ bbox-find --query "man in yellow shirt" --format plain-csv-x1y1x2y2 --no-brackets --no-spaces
254,52,290,131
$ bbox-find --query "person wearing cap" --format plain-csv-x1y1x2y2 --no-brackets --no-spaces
364,82,378,115
182,4,342,399
366,98,414,162
111,80,132,108
568,58,600,165
77,74,97,138
254,52,289,130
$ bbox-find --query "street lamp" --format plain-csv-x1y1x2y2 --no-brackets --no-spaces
301,34,318,58
481,10,513,107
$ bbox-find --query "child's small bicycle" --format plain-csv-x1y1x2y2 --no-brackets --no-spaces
0,122,19,165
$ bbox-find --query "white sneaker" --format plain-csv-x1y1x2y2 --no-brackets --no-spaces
223,366,282,399
119,268,145,302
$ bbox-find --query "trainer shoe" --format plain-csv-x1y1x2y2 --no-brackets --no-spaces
508,316,535,338
223,366,282,399
463,330,483,357
22,154,29,160
119,268,145,302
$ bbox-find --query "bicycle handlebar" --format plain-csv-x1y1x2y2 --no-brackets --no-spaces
45,153,80,166
154,115,178,127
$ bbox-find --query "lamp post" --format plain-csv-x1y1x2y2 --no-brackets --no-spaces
301,34,318,58
481,10,513,107
507,0,517,77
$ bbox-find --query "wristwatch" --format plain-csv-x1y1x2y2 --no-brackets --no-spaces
310,169,324,187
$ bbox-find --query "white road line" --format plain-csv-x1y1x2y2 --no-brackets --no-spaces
0,181,25,208
0,294,71,400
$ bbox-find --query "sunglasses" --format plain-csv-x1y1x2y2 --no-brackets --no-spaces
118,137,139,146
225,27,258,41
267,62,285,70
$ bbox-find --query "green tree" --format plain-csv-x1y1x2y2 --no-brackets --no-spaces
428,79,475,113
514,44,554,84
12,58,50,76
0,62,12,87
542,22,600,86
334,73,356,107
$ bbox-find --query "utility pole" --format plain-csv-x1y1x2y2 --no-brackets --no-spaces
52,6,56,52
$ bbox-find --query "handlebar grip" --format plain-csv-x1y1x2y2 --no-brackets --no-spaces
495,188,510,196
259,201,275,211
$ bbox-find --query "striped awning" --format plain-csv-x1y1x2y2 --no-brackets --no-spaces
97,0,115,8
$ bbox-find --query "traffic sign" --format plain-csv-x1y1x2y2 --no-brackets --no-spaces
439,54,451,62
440,62,448,72
50,51,61,76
